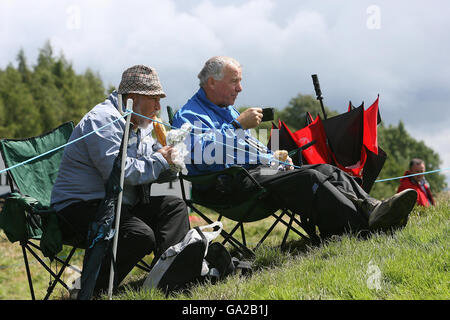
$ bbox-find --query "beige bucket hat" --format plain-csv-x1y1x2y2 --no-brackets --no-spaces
118,65,166,97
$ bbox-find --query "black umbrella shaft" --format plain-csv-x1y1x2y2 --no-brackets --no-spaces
311,74,327,120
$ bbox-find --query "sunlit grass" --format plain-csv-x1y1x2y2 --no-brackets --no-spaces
1,193,448,300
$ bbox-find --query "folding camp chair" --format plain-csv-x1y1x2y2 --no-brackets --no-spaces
166,107,317,257
0,122,151,300
0,122,80,300
180,166,318,256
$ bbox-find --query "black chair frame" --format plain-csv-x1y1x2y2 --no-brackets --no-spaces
178,167,315,257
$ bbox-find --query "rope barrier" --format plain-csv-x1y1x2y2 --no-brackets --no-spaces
129,111,450,181
0,107,447,183
129,110,298,168
374,167,450,183
0,111,132,175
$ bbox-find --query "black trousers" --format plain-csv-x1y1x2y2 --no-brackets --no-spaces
248,163,372,237
57,195,189,292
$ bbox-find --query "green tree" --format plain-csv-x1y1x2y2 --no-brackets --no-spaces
0,96,6,137
31,56,66,131
17,48,32,84
0,41,106,139
0,65,41,138
36,40,54,70
278,93,339,131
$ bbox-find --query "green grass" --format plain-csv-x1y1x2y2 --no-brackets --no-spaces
1,194,449,300
113,193,449,300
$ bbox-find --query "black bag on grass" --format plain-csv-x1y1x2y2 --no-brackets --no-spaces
143,222,241,293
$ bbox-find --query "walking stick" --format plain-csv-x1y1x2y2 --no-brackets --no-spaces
108,98,133,300
311,74,327,120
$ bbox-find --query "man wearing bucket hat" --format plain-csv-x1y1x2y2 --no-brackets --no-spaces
51,65,189,295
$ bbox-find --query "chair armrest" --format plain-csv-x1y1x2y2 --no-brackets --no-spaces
154,169,179,184
0,193,44,243
180,165,265,201
0,192,62,257
181,165,263,188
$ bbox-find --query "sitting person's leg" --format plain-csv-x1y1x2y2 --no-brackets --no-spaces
305,163,380,218
131,195,190,262
306,164,371,201
250,167,368,237
94,205,156,293
58,201,158,294
96,196,190,292
57,200,101,247
248,164,417,237
307,163,417,231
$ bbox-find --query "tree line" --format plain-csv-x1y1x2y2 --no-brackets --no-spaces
0,41,106,139
0,42,446,198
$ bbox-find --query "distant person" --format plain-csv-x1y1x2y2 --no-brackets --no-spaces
398,158,435,207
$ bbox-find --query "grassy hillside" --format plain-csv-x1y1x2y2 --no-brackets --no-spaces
113,193,449,300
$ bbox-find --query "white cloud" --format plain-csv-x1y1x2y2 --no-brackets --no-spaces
0,0,449,183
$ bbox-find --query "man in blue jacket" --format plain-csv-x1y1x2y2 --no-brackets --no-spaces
173,56,417,238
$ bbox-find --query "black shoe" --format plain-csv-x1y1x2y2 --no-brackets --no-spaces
338,190,381,219
368,189,417,232
358,197,382,219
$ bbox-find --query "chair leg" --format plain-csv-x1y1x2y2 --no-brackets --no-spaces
281,213,295,248
300,222,321,245
255,210,311,251
187,202,254,256
135,259,152,272
221,222,241,246
43,246,78,300
240,223,246,247
221,221,253,256
276,212,310,241
21,244,35,300
24,243,70,291
255,211,287,250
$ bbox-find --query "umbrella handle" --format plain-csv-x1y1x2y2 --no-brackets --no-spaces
311,74,327,120
108,98,133,300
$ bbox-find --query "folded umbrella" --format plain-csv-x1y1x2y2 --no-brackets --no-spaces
77,98,133,300
77,142,123,300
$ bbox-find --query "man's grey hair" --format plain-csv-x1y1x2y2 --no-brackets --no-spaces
197,56,241,87
410,158,425,168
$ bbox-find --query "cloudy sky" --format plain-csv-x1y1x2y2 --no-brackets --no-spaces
1,0,449,184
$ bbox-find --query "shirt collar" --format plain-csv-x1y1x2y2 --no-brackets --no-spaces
108,90,130,115
195,87,238,123
196,87,233,111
